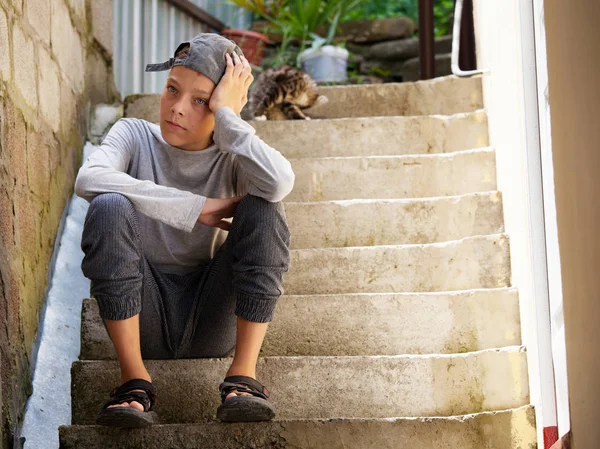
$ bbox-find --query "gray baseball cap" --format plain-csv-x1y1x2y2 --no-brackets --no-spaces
145,32,245,86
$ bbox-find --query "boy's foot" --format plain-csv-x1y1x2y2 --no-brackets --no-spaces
96,378,159,428
217,375,276,422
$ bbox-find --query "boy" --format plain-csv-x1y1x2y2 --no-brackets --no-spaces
74,33,294,427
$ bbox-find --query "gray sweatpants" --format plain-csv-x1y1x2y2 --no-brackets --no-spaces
80,193,291,360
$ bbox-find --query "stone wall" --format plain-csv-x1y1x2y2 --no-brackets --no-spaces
0,0,118,446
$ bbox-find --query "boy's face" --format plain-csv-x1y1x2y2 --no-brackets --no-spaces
159,65,217,151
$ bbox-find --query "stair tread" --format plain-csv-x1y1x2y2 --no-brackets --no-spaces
71,346,529,425
60,405,536,449
124,74,484,123
286,148,496,201
81,287,520,359
252,110,489,159
284,233,510,295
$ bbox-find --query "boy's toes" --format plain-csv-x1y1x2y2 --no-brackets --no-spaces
225,391,252,401
106,389,146,411
107,401,144,411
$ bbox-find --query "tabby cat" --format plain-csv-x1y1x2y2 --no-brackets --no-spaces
244,65,328,121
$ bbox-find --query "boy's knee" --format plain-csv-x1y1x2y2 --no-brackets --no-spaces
87,193,136,225
89,193,133,214
236,194,287,223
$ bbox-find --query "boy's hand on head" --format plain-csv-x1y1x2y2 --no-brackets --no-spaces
209,52,253,115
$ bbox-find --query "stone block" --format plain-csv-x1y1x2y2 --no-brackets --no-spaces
7,270,21,341
12,23,37,108
37,47,60,133
59,83,77,142
0,7,9,82
360,58,405,78
39,202,56,255
403,53,453,82
0,188,14,253
2,100,27,187
359,35,454,62
51,0,84,93
124,94,160,123
9,0,22,14
90,0,112,55
48,173,67,229
13,189,36,256
24,0,50,45
68,0,86,27
48,133,61,172
332,17,417,44
26,125,50,200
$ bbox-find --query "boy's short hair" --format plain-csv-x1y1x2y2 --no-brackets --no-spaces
146,33,244,85
175,45,190,60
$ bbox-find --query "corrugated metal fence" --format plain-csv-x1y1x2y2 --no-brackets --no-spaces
113,0,253,98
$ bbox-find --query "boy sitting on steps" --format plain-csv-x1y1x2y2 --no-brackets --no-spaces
75,32,294,428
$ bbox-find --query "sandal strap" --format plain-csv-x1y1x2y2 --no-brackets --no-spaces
219,375,270,403
105,378,156,412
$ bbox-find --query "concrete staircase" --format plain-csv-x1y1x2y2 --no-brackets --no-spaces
58,75,537,448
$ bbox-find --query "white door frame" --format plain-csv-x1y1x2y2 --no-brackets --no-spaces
520,0,570,443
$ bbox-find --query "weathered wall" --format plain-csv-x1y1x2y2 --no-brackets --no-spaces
0,0,117,446
544,1,600,448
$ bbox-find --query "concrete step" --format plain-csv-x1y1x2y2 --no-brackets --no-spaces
287,148,496,202
283,234,510,295
59,405,536,449
253,110,488,159
285,191,504,249
124,75,483,123
71,347,529,425
302,75,483,119
80,288,521,360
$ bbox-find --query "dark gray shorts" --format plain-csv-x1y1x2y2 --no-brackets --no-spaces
80,193,291,360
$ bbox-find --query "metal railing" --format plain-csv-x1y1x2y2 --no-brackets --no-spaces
113,0,253,98
418,0,485,80
451,0,486,77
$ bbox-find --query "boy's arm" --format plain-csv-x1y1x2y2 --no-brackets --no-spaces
213,106,295,202
74,119,205,233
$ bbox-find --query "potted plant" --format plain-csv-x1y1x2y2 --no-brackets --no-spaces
228,0,367,81
224,0,289,66
284,0,366,82
221,28,271,66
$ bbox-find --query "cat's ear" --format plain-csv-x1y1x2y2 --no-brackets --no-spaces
315,95,329,106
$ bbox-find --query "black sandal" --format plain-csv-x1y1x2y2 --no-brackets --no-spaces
217,375,276,422
96,378,159,428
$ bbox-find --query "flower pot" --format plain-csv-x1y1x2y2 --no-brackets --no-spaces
297,45,349,82
221,28,270,66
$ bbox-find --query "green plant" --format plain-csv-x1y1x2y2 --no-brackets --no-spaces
341,0,418,23
433,0,455,37
227,0,368,68
225,0,288,21
340,0,455,38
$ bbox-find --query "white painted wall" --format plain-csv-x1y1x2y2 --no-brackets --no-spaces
472,0,559,446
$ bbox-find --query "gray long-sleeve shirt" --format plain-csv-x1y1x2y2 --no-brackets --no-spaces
75,106,295,275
